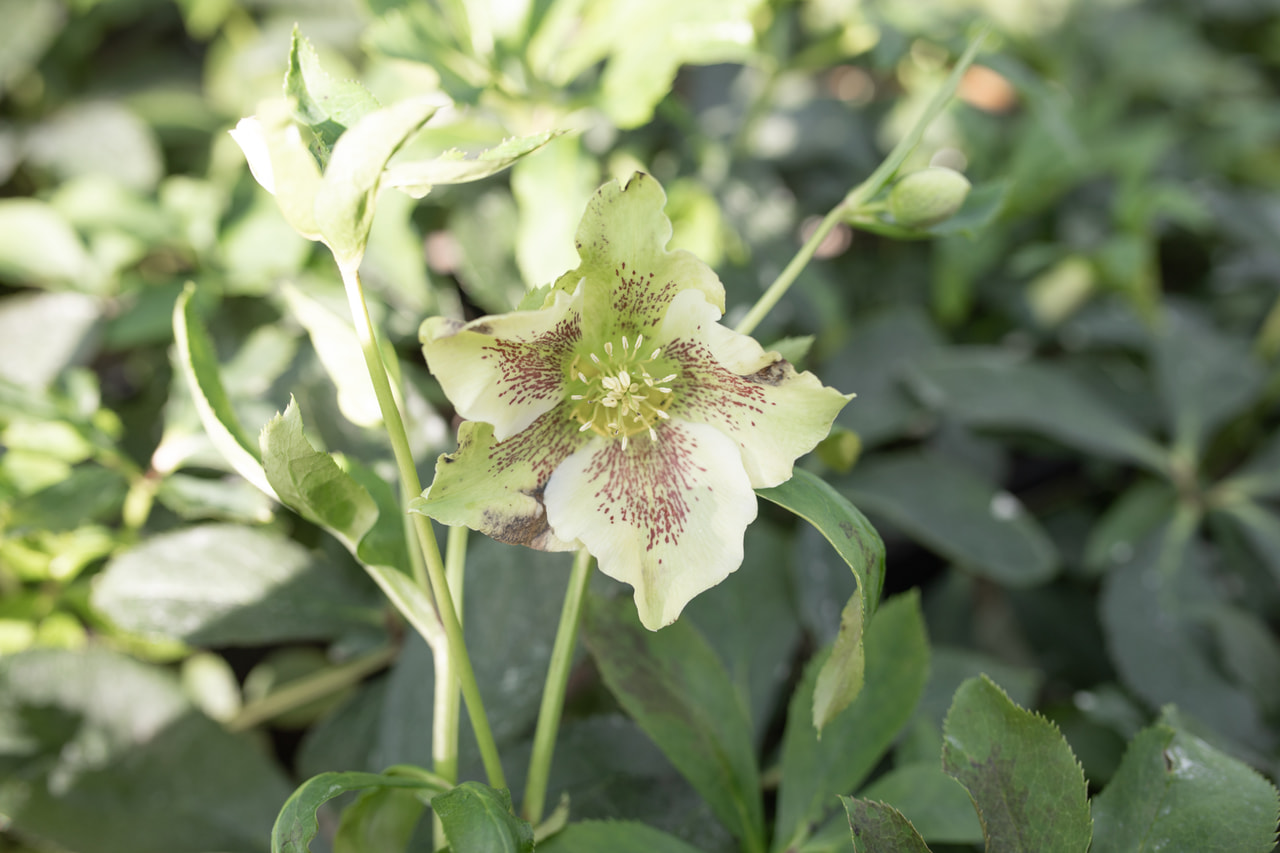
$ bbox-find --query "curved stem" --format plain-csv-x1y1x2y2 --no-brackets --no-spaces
338,260,507,791
522,548,594,823
228,645,396,732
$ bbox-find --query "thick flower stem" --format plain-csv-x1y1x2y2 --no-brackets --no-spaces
434,524,469,785
522,548,594,824
735,27,989,338
338,260,507,791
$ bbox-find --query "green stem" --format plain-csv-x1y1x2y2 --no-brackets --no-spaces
228,645,396,732
337,260,507,791
521,548,594,824
734,26,989,338
434,524,469,785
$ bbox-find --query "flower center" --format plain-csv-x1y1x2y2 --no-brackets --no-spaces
567,334,677,448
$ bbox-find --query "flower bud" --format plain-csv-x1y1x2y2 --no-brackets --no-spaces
887,166,971,228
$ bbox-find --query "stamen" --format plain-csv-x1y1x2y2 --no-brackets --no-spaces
621,435,629,450
604,342,613,356
578,372,588,382
589,354,601,365
657,387,672,394
570,394,585,400
651,348,661,359
579,422,593,432
621,335,629,350
655,410,670,419
648,427,657,441
635,334,644,350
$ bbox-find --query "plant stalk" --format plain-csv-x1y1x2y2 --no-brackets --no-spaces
338,260,507,791
521,548,594,823
228,645,396,732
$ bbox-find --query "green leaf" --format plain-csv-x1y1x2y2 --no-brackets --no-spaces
1083,479,1178,574
333,787,425,853
582,595,765,849
775,592,929,851
271,768,448,853
857,763,984,845
433,782,534,853
0,291,101,390
1221,429,1280,499
382,129,563,198
285,28,380,161
172,283,276,498
839,450,1058,586
241,99,325,241
1221,500,1280,585
0,199,97,291
758,467,885,618
0,0,64,98
1091,722,1280,853
1099,524,1272,751
1152,311,1265,457
281,285,383,426
0,647,292,853
841,797,931,853
537,820,708,853
906,350,1167,470
313,98,438,265
811,585,864,734
92,523,381,646
941,675,1092,853
510,134,600,287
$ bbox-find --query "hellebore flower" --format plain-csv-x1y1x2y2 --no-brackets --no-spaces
414,174,851,629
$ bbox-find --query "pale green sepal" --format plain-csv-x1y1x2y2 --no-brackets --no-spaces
285,27,381,163
411,418,580,552
282,283,381,427
172,283,277,500
812,584,864,735
382,129,565,199
313,98,439,266
231,99,326,240
557,173,725,341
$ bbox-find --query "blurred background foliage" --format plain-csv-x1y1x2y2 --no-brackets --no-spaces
1,0,1279,850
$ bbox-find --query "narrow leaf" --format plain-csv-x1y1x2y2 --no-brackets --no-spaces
271,769,448,853
811,584,864,734
433,782,534,853
382,130,564,198
941,675,1091,853
1091,722,1280,853
537,820,706,853
774,592,929,851
757,466,885,618
583,595,765,849
280,285,382,426
842,797,930,853
172,283,276,498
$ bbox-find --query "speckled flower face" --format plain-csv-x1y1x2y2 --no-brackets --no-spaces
413,174,851,630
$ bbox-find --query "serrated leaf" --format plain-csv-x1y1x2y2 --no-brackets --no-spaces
314,98,438,264
941,675,1091,853
173,283,276,499
285,28,380,161
840,450,1057,586
271,769,448,853
858,763,984,845
906,350,1167,470
1091,722,1280,853
382,129,563,198
842,797,931,853
774,592,929,851
811,585,864,734
433,782,534,853
582,595,765,849
92,523,381,646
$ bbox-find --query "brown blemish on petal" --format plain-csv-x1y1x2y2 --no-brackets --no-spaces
481,506,559,551
748,358,793,386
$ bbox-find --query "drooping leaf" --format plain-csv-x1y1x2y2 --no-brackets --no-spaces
92,523,381,646
841,797,931,853
285,28,380,161
173,283,276,498
840,450,1058,586
433,782,534,853
941,675,1092,853
381,130,564,198
537,820,708,853
811,585,864,734
333,787,425,853
271,768,448,853
774,592,929,851
583,595,765,850
857,763,984,845
0,647,292,853
1090,722,1280,853
906,349,1166,470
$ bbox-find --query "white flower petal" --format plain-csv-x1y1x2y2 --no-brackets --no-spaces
421,284,583,441
543,420,757,629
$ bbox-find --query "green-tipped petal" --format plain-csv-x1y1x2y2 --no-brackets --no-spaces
412,414,583,551
657,289,853,488
543,422,757,630
558,173,725,342
421,286,582,441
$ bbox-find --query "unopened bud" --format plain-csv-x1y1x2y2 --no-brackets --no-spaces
887,166,971,228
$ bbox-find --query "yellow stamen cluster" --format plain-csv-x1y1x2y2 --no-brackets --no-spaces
567,334,676,449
